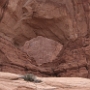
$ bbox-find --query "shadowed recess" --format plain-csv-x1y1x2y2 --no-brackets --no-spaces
0,0,9,22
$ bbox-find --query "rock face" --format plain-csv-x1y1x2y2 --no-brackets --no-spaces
13,0,89,45
0,72,90,90
0,0,90,78
22,36,62,65
0,34,38,74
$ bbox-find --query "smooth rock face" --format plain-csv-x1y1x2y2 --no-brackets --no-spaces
0,72,90,90
22,36,63,65
0,0,90,78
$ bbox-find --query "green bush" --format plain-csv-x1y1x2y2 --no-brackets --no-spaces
22,74,36,82
22,74,42,83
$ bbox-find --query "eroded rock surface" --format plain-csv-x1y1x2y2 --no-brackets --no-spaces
0,0,90,77
1,72,90,90
22,36,63,65
0,33,38,74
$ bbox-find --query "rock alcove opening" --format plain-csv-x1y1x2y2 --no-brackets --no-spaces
21,36,63,66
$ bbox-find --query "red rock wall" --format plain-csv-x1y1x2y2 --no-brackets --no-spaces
0,0,90,77
22,36,62,65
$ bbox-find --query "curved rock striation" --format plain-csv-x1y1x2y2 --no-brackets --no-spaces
0,0,90,77
0,72,90,90
22,36,63,65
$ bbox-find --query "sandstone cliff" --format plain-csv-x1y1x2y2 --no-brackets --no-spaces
0,0,90,78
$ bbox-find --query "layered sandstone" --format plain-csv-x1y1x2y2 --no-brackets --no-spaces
0,72,90,90
22,36,62,65
0,0,90,78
